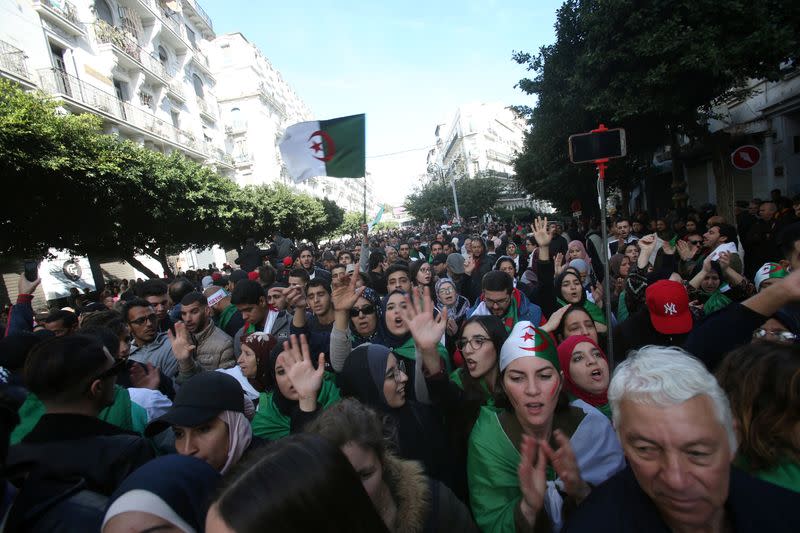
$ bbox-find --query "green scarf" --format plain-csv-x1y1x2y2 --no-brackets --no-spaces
703,290,733,316
501,297,519,333
394,336,451,373
558,297,607,325
450,368,494,407
251,375,340,440
217,304,238,332
616,292,629,322
734,454,800,493
11,385,137,445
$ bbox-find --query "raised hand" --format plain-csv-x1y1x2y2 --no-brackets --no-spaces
129,362,160,390
464,255,476,276
285,285,307,310
331,263,364,311
541,430,591,503
554,252,565,274
637,234,657,254
676,239,694,261
591,282,604,309
532,216,552,248
717,251,731,272
401,286,447,351
702,253,713,273
540,304,569,334
518,435,547,525
167,322,196,362
281,334,325,412
17,271,41,296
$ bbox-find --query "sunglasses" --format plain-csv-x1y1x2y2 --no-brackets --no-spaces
688,240,702,246
350,304,376,317
129,313,157,326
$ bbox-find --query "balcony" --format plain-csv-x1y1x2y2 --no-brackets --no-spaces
202,141,234,166
168,79,186,102
197,98,216,121
33,0,85,37
93,22,170,85
257,82,286,118
181,0,213,35
0,41,33,83
190,48,214,80
158,7,189,51
38,67,205,158
225,121,247,135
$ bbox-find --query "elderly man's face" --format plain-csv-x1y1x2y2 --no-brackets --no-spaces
617,395,732,531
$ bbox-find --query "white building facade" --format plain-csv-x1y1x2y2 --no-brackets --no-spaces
210,32,373,213
0,0,232,173
426,102,539,210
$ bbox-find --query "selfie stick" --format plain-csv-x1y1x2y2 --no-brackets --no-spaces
592,124,615,366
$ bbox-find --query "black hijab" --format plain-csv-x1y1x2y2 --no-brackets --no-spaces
373,290,412,349
337,344,451,486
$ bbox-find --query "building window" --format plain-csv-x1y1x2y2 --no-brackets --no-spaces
186,26,197,48
170,110,180,129
192,73,204,98
94,0,113,24
158,45,168,65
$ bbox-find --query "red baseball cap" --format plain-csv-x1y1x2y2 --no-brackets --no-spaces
211,272,222,281
282,256,294,268
645,280,692,335
247,271,260,281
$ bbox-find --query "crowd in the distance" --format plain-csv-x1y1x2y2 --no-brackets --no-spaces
0,192,799,532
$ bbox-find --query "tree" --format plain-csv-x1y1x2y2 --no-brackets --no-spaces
0,82,346,276
404,176,504,222
513,0,800,220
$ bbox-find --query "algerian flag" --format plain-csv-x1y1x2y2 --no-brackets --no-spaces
278,114,365,183
368,205,384,231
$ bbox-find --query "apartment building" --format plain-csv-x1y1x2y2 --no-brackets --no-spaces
0,0,232,174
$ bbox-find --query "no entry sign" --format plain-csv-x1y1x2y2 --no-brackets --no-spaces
731,145,761,170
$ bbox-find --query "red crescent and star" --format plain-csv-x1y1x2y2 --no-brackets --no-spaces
518,325,550,352
308,130,336,162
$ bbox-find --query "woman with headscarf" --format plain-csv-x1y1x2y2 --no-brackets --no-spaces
556,335,611,419
102,455,220,533
371,290,449,401
250,334,340,441
435,277,471,354
503,241,522,279
144,372,257,475
567,241,593,278
467,322,625,532
533,217,607,334
219,332,276,404
337,343,452,488
328,271,382,372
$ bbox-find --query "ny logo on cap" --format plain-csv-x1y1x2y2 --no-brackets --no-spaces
663,303,677,316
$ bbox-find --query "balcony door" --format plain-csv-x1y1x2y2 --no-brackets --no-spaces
49,44,70,96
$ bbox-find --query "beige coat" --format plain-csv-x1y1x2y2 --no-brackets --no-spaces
193,320,235,371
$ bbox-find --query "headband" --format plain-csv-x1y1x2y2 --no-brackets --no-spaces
206,288,228,307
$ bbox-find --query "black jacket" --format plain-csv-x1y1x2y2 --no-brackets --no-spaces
5,414,155,530
564,466,800,533
236,243,270,272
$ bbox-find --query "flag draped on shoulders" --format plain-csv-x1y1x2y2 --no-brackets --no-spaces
278,113,365,182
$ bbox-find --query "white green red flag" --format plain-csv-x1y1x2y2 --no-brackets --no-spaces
278,113,365,183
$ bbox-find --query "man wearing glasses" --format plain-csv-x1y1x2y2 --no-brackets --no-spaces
468,271,544,332
676,232,705,280
124,298,178,379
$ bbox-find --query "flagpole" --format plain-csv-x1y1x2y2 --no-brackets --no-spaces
363,176,367,225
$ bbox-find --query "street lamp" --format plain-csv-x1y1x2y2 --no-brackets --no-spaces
427,163,461,223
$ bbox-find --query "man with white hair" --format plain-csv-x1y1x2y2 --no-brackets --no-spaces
564,345,798,532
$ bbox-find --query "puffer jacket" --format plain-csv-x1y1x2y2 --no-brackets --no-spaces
193,321,235,371
383,453,477,533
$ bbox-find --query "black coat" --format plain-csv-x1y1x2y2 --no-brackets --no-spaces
564,466,800,533
5,414,155,531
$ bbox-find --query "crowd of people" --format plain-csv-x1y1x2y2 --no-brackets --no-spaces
0,195,799,532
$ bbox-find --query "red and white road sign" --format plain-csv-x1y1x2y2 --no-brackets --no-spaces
731,145,761,170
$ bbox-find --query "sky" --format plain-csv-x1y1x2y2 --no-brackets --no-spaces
202,0,564,206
